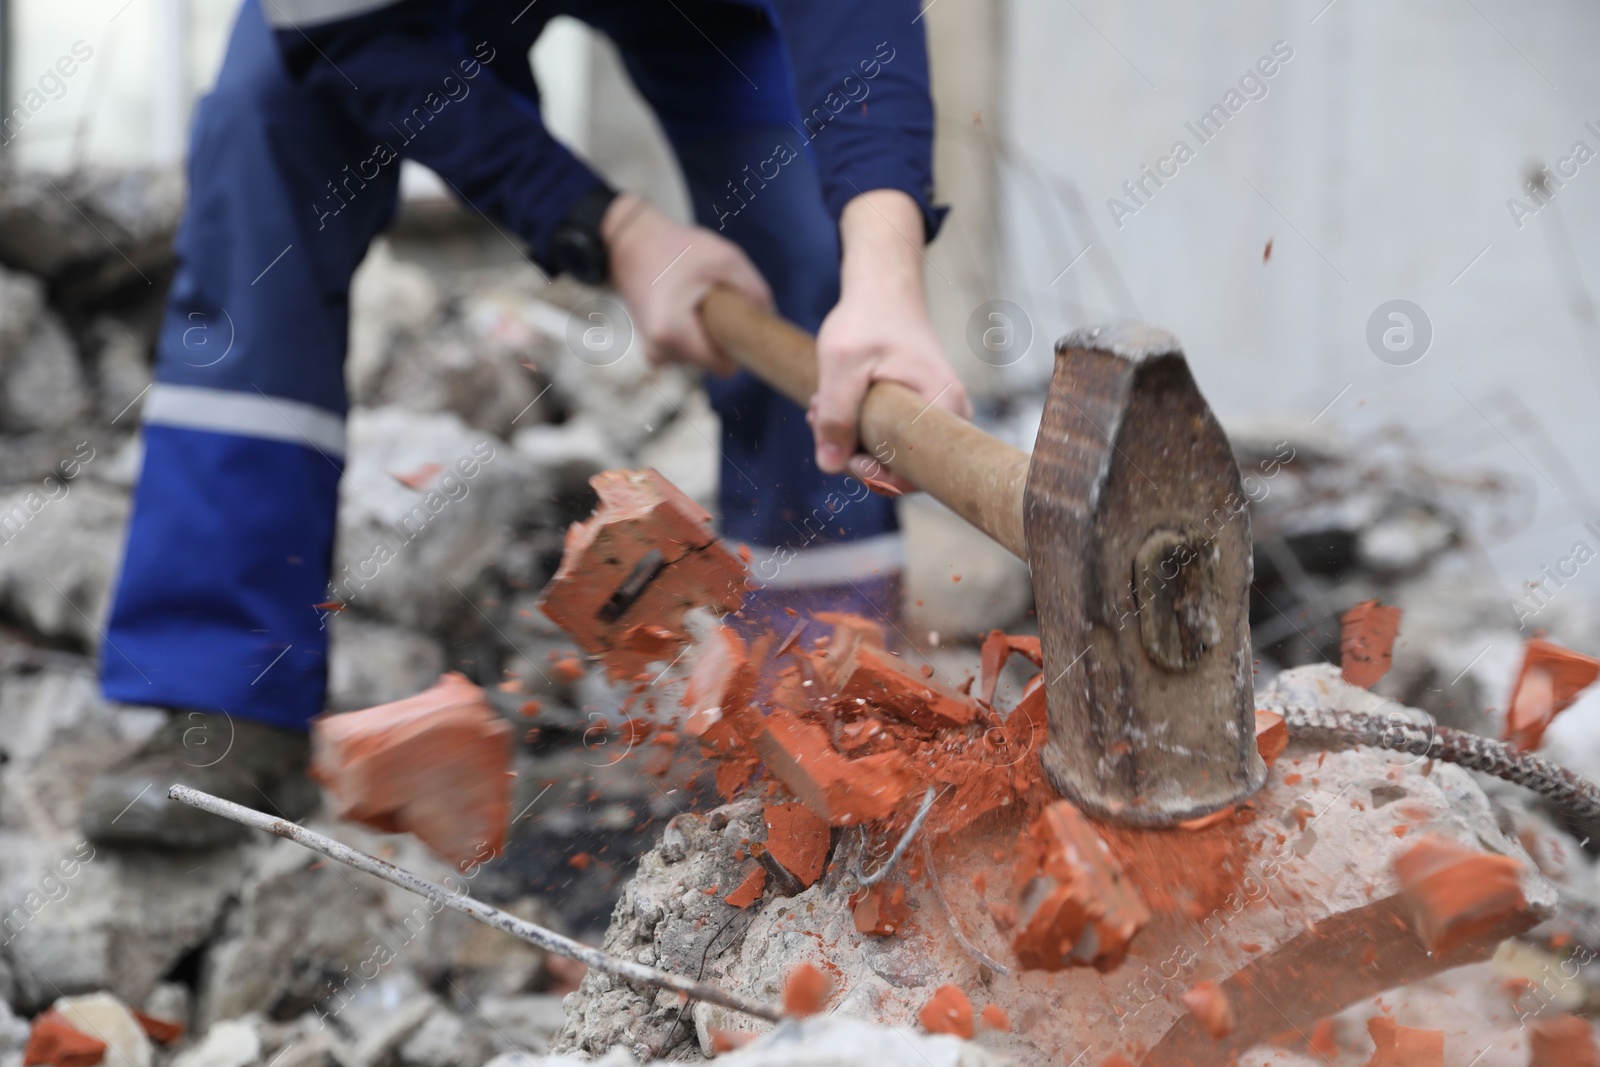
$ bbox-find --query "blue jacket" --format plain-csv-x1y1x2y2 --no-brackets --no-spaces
266,0,941,271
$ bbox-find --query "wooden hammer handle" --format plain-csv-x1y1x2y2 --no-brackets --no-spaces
699,286,1030,559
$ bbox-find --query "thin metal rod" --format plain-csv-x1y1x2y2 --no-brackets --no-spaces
856,786,939,887
167,785,783,1022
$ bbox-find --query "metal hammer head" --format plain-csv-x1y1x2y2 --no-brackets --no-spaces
1025,325,1265,826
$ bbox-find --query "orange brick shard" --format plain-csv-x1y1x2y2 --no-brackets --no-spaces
836,643,978,730
682,625,758,751
1255,709,1288,767
724,864,767,908
539,469,746,680
1530,1014,1600,1067
1362,1016,1442,1067
849,882,910,937
1504,638,1600,752
1393,835,1526,956
782,963,831,1018
24,1010,107,1067
1011,801,1150,973
1180,981,1235,1039
978,1005,1010,1032
918,984,974,1039
1340,600,1403,689
131,1011,184,1046
979,630,1043,705
754,711,916,826
312,672,514,867
764,802,831,888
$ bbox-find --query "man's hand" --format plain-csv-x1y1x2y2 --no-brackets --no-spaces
811,189,970,490
604,194,772,374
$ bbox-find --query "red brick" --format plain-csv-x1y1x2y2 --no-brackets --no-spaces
1255,709,1288,767
1011,801,1150,973
1362,1016,1442,1067
1181,981,1234,1039
836,643,977,730
849,882,910,937
539,469,746,680
131,1012,184,1046
754,711,916,826
1340,600,1403,689
918,984,974,1039
724,864,767,908
1530,1014,1600,1067
978,1005,1010,1032
764,802,830,887
979,630,1042,705
312,672,514,867
1505,638,1600,752
782,963,831,1018
1393,836,1525,956
24,1010,106,1067
681,625,758,751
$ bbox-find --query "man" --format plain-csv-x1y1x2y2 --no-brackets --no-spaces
85,0,970,847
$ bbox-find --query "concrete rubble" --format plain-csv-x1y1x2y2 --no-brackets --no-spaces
3,166,1600,1067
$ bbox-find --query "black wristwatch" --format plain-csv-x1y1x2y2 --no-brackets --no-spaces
551,184,619,285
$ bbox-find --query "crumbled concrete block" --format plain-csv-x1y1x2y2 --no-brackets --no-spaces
312,672,514,867
51,994,151,1067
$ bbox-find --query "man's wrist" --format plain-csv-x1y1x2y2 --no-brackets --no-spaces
551,183,619,285
839,189,926,303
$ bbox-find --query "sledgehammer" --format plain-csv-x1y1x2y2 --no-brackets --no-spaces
698,288,1266,826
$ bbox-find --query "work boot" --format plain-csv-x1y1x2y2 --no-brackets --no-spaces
82,711,315,849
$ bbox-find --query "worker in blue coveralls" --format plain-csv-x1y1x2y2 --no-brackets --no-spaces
84,0,970,848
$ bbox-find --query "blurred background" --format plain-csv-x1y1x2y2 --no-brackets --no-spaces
5,2,1600,1064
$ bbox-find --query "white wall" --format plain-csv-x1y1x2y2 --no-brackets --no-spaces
997,0,1600,596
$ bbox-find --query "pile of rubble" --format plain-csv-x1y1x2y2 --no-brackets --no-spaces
5,163,1600,1067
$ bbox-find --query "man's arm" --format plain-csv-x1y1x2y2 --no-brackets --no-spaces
269,0,771,368
771,0,969,485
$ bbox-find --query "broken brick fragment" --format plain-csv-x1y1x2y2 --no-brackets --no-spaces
539,469,746,680
763,803,831,888
781,963,831,1018
23,1010,106,1067
836,643,978,730
918,984,974,1040
724,864,767,908
979,630,1043,705
551,656,585,684
1180,981,1235,1039
390,462,444,490
849,882,910,937
754,711,915,826
131,1011,184,1046
710,1029,757,1053
811,612,887,690
1393,835,1526,956
1504,638,1600,752
1255,709,1288,767
682,625,758,751
978,1005,1010,1032
1362,1016,1442,1067
1011,801,1149,972
1529,1014,1600,1067
312,672,514,868
1340,600,1403,689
